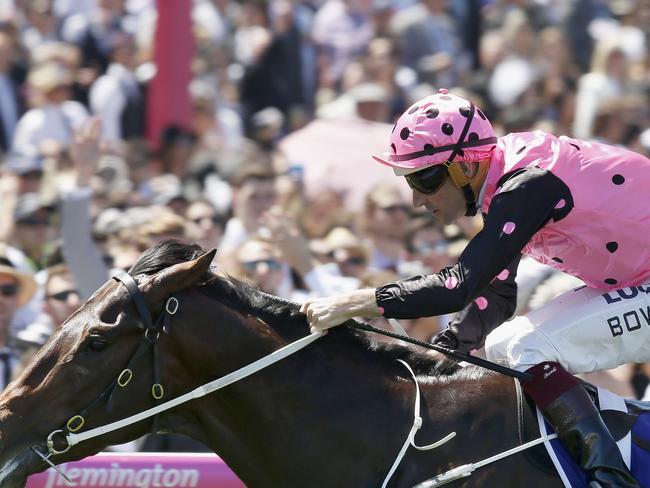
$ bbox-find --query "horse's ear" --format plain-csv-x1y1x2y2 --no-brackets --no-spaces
143,249,217,303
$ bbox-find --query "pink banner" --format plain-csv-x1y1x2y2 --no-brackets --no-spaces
147,0,194,149
26,453,246,488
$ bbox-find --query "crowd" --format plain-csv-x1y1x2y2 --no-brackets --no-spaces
1,0,650,451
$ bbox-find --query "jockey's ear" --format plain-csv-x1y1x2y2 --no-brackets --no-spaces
142,249,216,303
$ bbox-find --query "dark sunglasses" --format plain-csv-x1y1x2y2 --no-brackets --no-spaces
191,215,225,226
341,256,367,266
405,165,448,195
47,289,79,302
381,204,410,214
413,240,449,255
17,217,51,227
0,284,18,297
241,259,282,272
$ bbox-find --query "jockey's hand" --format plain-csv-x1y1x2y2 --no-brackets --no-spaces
301,296,350,332
300,289,380,333
432,328,461,352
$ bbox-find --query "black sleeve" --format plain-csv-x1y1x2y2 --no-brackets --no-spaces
376,166,573,320
439,251,520,351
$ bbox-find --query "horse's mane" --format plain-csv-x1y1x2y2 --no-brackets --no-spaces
131,240,484,379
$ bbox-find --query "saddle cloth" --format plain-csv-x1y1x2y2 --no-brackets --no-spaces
536,387,650,487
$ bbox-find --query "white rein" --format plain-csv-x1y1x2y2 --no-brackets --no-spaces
45,327,455,487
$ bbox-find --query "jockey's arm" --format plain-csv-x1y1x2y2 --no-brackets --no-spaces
303,167,571,332
435,252,521,353
375,168,570,320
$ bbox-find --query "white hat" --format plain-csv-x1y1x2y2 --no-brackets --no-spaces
0,248,37,307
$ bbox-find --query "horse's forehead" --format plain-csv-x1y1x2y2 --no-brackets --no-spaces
57,278,132,337
87,277,136,316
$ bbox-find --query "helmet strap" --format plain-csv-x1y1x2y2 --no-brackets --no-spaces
446,164,478,216
443,102,481,216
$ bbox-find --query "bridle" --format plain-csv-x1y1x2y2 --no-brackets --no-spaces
29,272,178,471
31,272,450,487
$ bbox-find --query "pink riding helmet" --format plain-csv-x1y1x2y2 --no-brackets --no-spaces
373,89,497,174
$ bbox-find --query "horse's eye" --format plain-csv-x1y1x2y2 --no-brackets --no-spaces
88,339,108,352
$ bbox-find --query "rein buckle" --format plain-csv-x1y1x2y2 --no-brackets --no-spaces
46,429,72,455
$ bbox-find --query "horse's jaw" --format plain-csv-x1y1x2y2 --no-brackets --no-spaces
0,446,43,488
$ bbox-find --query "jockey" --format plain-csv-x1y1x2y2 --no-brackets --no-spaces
301,88,650,487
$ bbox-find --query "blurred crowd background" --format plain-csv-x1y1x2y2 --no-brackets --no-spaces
1,0,650,452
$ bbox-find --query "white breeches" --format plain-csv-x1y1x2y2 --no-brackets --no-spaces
485,283,650,374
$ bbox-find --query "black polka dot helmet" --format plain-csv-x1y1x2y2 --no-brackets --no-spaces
373,89,497,175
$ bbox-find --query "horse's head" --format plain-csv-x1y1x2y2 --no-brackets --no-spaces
0,243,216,488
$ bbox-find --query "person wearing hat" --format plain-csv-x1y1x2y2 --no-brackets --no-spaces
12,61,88,158
315,226,370,280
361,181,410,273
4,153,44,194
11,193,56,271
301,88,650,485
0,248,37,390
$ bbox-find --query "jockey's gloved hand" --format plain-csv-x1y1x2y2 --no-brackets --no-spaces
432,323,481,355
432,328,461,352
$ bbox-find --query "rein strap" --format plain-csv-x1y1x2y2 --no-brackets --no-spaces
382,360,456,488
355,320,532,382
58,331,325,450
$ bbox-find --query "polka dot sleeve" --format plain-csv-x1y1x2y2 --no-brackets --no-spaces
375,167,572,320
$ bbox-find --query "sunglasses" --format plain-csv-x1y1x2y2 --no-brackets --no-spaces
241,259,282,272
191,215,225,226
381,204,410,214
0,284,18,297
340,256,367,266
413,240,449,255
17,217,51,227
47,289,79,302
405,165,448,195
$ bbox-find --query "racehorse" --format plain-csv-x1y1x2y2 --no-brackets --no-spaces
0,240,565,488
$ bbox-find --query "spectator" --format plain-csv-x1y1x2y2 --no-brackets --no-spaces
11,261,82,373
360,181,410,272
573,37,633,139
219,163,278,254
42,263,80,330
0,31,24,154
390,0,469,86
403,215,453,275
90,32,146,143
10,193,57,272
0,245,37,390
60,0,132,74
21,0,63,53
12,61,88,157
4,153,44,195
314,226,370,280
185,198,226,250
312,0,375,88
300,188,351,239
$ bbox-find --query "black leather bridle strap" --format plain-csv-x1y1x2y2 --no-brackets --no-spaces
113,271,153,329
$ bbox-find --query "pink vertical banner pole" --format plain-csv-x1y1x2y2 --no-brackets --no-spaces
147,0,194,150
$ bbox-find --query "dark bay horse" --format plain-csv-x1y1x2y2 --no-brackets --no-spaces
0,241,564,487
